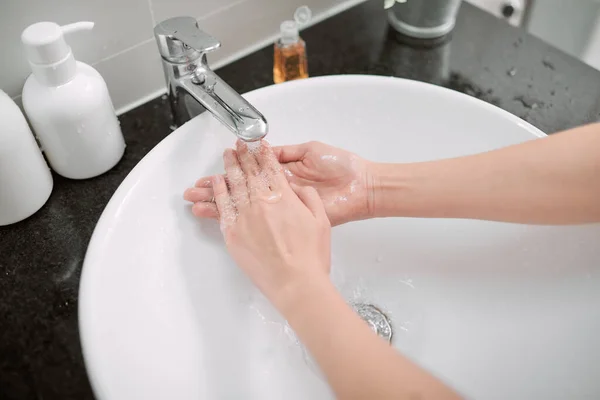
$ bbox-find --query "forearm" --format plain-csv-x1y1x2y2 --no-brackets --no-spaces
277,276,461,400
370,123,600,224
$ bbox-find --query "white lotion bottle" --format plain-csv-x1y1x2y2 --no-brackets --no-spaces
21,21,125,180
0,90,53,225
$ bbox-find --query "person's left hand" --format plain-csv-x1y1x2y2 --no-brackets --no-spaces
184,140,332,309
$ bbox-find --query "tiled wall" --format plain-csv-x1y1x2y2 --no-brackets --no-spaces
1,0,363,114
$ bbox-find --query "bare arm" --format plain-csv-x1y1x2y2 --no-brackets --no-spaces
371,123,600,224
186,141,461,400
189,124,600,226
280,277,462,400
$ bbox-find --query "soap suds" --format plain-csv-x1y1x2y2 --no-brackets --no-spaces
247,140,261,154
219,197,238,234
220,141,286,231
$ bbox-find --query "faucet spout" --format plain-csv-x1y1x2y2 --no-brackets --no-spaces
179,63,268,141
154,16,268,141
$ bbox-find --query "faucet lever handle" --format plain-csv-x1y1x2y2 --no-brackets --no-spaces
154,16,220,61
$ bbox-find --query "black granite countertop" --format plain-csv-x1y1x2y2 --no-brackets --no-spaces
2,2,600,399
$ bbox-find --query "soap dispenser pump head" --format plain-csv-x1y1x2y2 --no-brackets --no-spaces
22,21,94,65
21,21,94,86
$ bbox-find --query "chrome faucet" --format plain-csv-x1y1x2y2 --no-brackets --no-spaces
154,17,268,141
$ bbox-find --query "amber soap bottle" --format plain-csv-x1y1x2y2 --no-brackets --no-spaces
273,6,311,84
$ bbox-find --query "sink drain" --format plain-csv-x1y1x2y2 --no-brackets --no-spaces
302,303,393,379
352,303,393,343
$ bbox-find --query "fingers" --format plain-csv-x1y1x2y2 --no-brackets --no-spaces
291,184,328,223
194,178,213,188
236,140,269,195
236,140,260,177
184,181,216,219
272,143,310,163
184,187,213,203
223,149,249,208
212,174,236,230
254,141,288,190
191,202,218,219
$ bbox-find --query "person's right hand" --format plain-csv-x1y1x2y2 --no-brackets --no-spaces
185,141,332,310
272,142,375,226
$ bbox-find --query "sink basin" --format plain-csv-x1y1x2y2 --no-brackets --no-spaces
79,75,600,400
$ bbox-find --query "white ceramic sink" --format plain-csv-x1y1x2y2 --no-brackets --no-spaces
79,75,600,400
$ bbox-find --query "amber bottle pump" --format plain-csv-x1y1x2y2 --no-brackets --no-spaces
274,6,311,84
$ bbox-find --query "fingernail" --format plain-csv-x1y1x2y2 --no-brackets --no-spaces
183,188,193,201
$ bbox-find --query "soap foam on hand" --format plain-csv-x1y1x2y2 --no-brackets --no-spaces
247,141,284,204
246,140,262,154
218,140,285,231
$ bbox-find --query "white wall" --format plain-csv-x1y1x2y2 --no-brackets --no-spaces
1,0,363,114
465,0,527,26
526,0,600,61
582,8,600,70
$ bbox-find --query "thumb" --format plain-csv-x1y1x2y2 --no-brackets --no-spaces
291,184,328,222
272,143,309,163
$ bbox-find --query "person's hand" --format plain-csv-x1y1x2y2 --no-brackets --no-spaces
184,141,331,308
184,141,375,227
272,141,375,226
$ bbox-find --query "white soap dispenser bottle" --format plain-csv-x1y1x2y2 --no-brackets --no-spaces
21,21,125,180
0,90,53,226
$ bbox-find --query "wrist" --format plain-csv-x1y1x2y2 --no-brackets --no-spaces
367,161,402,219
367,161,420,219
364,160,379,220
272,270,335,319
